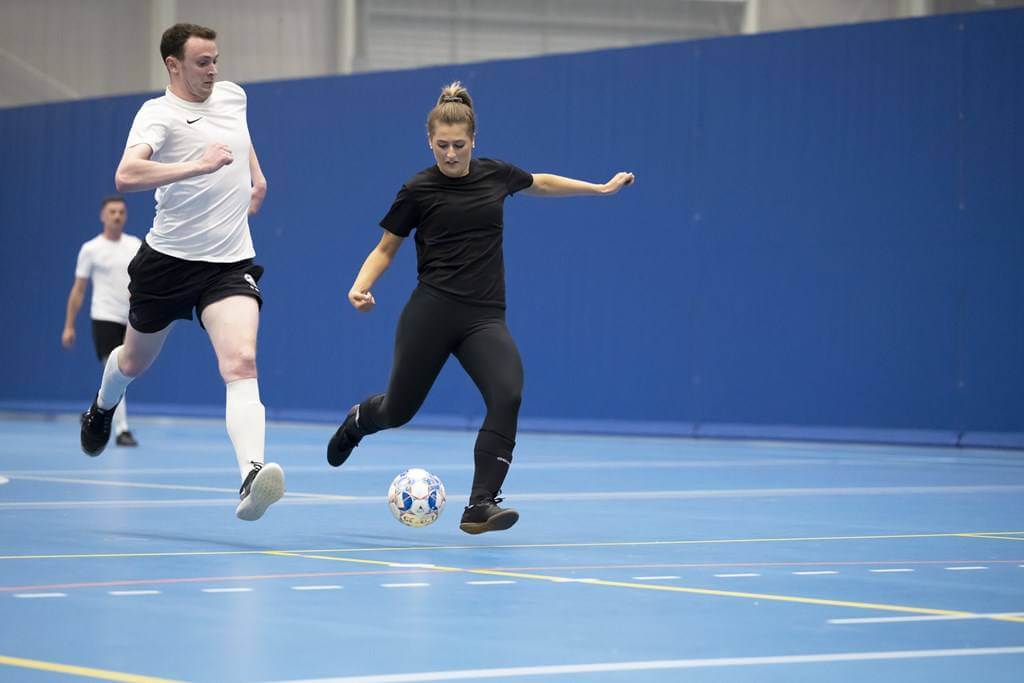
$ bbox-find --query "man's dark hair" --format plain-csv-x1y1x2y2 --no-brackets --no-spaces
160,23,216,62
100,194,126,209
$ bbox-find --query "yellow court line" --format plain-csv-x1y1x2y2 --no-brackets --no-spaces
267,551,1024,624
0,654,182,682
3,530,1022,561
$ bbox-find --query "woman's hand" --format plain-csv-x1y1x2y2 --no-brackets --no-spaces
349,288,376,312
601,172,635,195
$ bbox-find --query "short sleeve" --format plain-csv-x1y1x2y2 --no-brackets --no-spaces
125,102,168,156
215,81,248,109
503,162,533,196
74,243,93,279
379,185,420,237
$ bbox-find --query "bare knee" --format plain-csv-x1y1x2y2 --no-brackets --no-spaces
219,345,257,383
117,349,153,378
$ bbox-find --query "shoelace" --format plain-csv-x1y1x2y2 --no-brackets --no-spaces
87,405,114,432
466,491,504,510
239,461,263,496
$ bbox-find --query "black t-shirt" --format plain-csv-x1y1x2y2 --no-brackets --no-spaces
380,158,534,308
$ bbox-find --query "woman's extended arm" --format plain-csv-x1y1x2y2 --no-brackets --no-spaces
524,171,634,197
348,230,405,312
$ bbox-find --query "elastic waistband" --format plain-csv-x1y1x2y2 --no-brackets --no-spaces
416,283,506,311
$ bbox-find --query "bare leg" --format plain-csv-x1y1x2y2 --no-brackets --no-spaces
201,295,283,521
202,295,260,384
97,323,174,409
118,323,175,376
84,323,173,456
202,295,262,477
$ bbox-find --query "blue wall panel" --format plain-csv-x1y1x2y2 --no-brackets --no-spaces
1,11,1021,441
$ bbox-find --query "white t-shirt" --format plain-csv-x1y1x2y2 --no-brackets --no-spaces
75,233,142,325
125,81,255,262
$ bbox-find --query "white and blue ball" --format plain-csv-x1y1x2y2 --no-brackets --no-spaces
387,468,446,527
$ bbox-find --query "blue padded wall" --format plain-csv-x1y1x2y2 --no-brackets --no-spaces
1,10,1021,444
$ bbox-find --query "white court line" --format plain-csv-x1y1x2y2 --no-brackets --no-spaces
0,497,375,511
830,612,1024,625
6,483,1024,512
793,571,838,575
0,476,8,485
632,575,680,580
2,474,362,500
292,585,343,591
945,566,988,571
870,568,914,573
13,593,66,598
0,459,844,477
465,580,516,585
714,573,760,578
4,474,240,494
381,583,430,588
201,587,253,593
262,646,1024,682
109,590,161,596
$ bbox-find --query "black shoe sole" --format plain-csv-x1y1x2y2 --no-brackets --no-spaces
459,509,519,535
81,442,107,457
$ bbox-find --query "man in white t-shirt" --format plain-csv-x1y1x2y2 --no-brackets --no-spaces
79,23,284,521
63,195,142,447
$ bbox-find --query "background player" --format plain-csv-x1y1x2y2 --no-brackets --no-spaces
63,194,141,447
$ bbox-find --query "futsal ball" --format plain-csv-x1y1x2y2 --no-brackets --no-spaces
387,468,446,527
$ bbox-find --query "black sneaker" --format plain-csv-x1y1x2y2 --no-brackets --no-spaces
115,431,138,447
236,461,285,521
327,404,363,467
80,395,118,457
459,496,519,535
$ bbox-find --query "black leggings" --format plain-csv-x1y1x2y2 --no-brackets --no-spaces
358,286,523,501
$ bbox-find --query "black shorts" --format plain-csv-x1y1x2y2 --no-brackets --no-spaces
91,320,127,361
127,241,264,334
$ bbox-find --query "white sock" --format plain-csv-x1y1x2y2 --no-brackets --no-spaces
113,396,128,435
98,346,133,410
226,378,266,481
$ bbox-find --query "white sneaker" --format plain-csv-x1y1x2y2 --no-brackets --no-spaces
235,461,285,521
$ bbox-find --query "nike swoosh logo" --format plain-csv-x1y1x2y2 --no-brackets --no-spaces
187,117,202,124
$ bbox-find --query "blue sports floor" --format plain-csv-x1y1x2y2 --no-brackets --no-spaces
0,414,1022,682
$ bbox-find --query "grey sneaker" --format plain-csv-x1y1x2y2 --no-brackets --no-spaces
115,431,138,447
235,461,285,521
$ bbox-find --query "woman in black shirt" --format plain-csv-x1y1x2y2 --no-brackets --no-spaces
328,82,634,534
